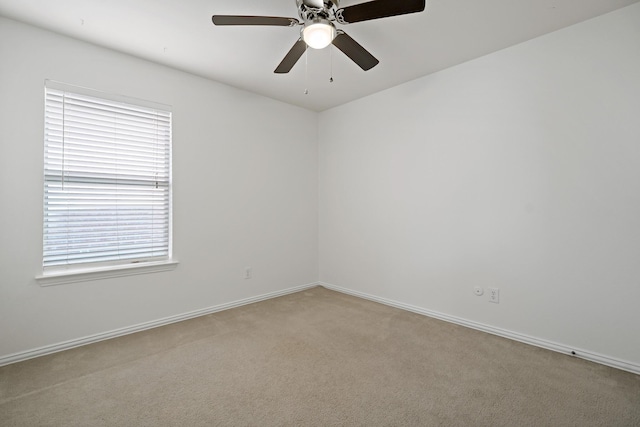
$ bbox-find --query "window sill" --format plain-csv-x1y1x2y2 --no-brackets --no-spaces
36,260,179,287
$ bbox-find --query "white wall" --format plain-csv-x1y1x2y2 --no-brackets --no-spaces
0,17,318,358
319,4,640,367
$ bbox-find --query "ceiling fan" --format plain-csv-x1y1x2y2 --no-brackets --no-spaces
212,0,426,74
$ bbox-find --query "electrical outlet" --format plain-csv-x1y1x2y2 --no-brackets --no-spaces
488,288,500,303
244,267,252,279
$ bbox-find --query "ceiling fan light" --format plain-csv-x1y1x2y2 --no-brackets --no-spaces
303,20,336,49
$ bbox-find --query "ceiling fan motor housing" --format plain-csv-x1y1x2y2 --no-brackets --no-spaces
297,0,339,22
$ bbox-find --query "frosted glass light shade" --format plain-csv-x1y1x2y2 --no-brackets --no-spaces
303,21,336,49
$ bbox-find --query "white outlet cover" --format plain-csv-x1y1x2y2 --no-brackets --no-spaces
488,287,500,303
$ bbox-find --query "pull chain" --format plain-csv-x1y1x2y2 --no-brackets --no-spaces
329,45,334,83
304,45,309,95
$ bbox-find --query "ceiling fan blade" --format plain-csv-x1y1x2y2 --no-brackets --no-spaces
332,31,379,71
274,39,307,74
336,0,425,24
212,15,300,26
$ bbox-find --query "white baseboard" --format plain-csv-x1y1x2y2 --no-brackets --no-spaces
319,282,640,376
4,281,638,376
0,282,320,367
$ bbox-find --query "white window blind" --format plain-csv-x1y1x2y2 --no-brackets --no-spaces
43,83,172,270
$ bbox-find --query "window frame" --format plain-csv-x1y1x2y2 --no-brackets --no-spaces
36,81,177,286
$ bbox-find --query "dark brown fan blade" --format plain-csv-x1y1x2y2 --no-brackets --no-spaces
336,0,425,24
332,31,379,71
274,39,307,74
212,15,300,26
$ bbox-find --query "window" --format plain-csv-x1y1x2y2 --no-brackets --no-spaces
39,81,175,284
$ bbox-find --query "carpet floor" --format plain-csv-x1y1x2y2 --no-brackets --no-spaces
1,286,639,426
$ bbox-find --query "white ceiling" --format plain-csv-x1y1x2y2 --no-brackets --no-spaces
1,0,638,111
